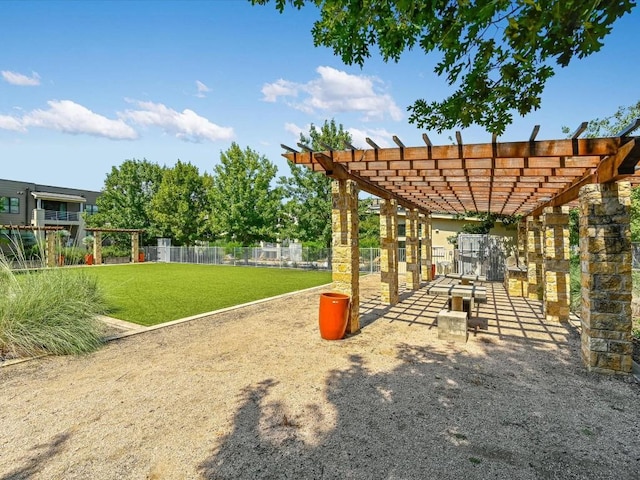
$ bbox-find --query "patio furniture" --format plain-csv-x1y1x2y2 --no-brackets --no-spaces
444,273,487,285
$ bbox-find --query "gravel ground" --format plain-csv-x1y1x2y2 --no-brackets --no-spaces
1,275,639,480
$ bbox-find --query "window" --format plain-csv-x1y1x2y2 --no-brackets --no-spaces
85,204,99,215
1,197,19,214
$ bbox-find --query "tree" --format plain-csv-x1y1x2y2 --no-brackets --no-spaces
253,0,635,134
87,159,165,245
149,161,209,246
358,198,380,248
565,100,640,243
280,119,352,248
208,143,282,245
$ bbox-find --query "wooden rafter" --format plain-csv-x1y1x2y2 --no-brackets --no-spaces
283,134,640,217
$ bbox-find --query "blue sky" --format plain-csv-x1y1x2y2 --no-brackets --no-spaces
1,1,639,192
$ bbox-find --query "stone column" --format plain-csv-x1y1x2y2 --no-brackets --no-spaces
517,220,527,265
579,182,633,374
421,214,433,281
93,231,102,265
131,232,140,263
332,179,360,334
46,231,56,268
379,199,399,305
542,207,570,322
405,209,420,290
526,216,544,300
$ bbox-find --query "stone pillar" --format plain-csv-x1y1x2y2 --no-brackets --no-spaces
421,214,433,281
379,199,399,305
332,179,360,334
526,216,544,300
405,209,420,290
542,207,570,322
93,231,102,265
46,231,56,268
579,182,633,374
517,220,527,265
131,232,140,263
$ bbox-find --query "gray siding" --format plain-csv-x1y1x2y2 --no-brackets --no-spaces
0,178,101,226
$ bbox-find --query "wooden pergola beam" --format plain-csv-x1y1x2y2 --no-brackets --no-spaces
284,134,640,217
313,152,429,215
84,228,145,233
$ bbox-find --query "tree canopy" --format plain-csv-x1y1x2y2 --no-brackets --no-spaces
208,143,283,245
281,119,352,248
253,0,635,134
86,159,165,245
150,160,210,246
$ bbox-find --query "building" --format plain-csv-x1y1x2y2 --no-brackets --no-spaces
0,178,100,242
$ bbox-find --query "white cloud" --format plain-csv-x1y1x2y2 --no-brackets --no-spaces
347,127,394,149
121,100,234,143
284,122,305,139
1,70,41,86
0,100,137,139
0,115,26,132
195,80,211,98
262,66,403,121
262,79,299,102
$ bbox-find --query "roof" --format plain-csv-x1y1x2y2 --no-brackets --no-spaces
282,128,640,217
31,191,87,203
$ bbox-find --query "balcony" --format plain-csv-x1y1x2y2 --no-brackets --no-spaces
44,210,80,222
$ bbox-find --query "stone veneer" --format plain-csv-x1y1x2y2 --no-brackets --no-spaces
331,179,360,334
405,209,420,290
543,207,570,322
421,215,433,282
46,231,56,268
526,216,544,300
131,232,140,263
579,182,633,374
93,231,103,265
379,199,399,305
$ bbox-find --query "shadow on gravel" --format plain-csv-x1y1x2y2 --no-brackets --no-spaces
1,432,71,480
199,340,640,479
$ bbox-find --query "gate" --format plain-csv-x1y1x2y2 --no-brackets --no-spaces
456,234,508,281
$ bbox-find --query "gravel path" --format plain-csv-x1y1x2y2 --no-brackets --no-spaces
1,275,639,479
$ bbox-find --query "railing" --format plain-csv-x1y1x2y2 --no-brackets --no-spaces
44,210,80,222
142,245,453,275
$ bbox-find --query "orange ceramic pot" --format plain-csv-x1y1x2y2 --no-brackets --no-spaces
138,252,145,262
318,292,350,340
85,254,94,266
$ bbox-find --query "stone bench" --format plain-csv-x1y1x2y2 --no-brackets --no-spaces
425,284,487,301
444,273,487,285
437,309,468,343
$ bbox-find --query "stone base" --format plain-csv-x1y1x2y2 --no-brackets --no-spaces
437,309,468,343
447,297,474,318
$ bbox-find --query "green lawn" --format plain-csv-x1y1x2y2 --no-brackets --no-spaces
83,263,331,326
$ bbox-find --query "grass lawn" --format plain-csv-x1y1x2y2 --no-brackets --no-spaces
83,263,331,326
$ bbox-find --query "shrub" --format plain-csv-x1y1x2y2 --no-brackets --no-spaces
102,245,130,258
0,255,108,358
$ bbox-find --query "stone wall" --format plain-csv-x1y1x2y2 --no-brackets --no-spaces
379,199,399,305
543,207,570,322
579,182,632,374
331,179,360,334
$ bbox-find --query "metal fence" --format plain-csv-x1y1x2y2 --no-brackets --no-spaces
141,245,455,275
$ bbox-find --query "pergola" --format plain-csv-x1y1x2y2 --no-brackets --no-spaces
84,227,145,265
282,122,640,375
0,225,65,268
